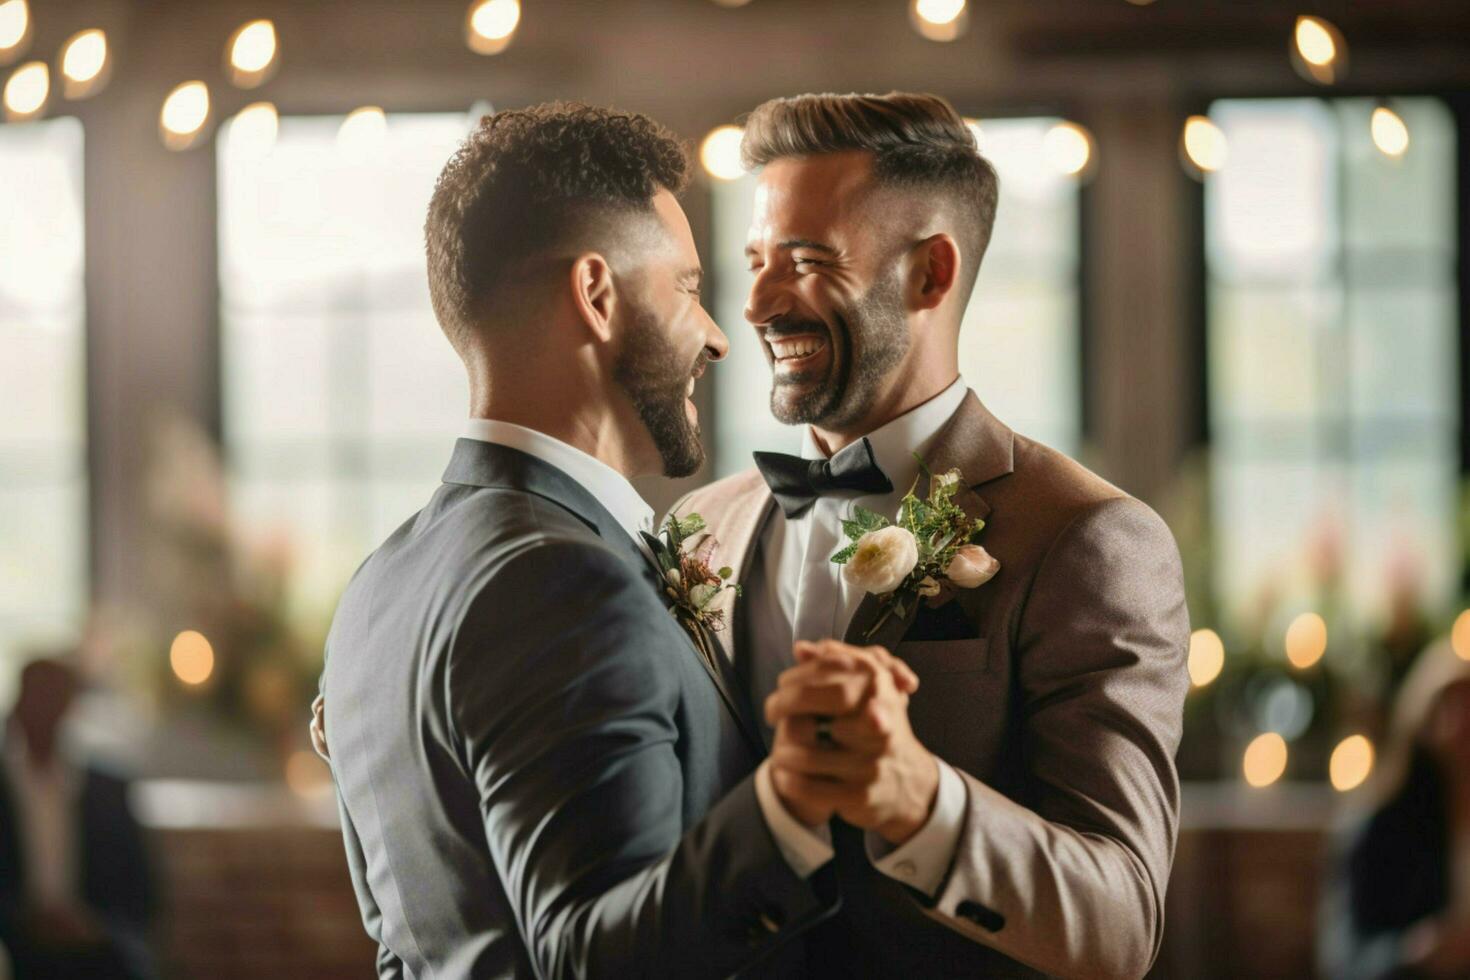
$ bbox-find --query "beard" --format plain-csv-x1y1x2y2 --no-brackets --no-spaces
614,308,707,478
768,271,909,429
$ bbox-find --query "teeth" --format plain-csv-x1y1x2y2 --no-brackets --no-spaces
771,337,825,360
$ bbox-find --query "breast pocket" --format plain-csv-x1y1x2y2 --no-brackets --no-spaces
895,639,1003,768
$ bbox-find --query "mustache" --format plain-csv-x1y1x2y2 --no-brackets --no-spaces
689,350,711,380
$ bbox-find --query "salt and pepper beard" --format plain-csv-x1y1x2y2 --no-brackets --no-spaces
614,308,708,478
768,270,910,430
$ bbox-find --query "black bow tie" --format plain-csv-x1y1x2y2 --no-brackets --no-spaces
753,438,894,518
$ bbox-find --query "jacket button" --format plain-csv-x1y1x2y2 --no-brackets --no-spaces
956,900,1005,932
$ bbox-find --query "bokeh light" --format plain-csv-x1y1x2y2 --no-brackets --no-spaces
1181,114,1228,177
1044,121,1096,179
700,125,745,181
1452,609,1470,661
2,58,46,120
0,0,31,65
1329,734,1374,792
338,106,388,154
1188,628,1226,687
1292,15,1346,84
1243,732,1288,788
1284,612,1328,669
228,19,279,87
160,80,211,150
1370,105,1410,158
226,101,279,157
466,0,521,55
60,29,109,99
910,0,967,42
170,630,216,686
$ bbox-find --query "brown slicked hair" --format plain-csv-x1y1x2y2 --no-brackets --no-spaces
425,102,689,351
741,92,1000,304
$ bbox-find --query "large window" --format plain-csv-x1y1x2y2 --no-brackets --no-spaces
0,117,88,664
710,117,1082,476
1205,97,1459,624
218,112,472,617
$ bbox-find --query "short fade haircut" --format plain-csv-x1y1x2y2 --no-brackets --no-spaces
425,102,689,349
741,92,999,305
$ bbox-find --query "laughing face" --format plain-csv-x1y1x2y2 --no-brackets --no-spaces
744,151,914,432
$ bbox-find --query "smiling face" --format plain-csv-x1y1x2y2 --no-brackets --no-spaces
613,188,727,477
744,152,916,432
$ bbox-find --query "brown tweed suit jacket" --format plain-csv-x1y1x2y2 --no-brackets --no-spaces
675,391,1190,979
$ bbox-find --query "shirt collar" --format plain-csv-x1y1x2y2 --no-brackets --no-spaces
799,376,970,492
461,419,655,542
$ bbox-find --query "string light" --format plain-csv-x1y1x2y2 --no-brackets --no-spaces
1284,612,1328,669
338,106,388,154
0,0,31,66
1187,629,1226,687
160,80,211,151
227,19,279,88
1370,104,1409,158
1291,15,1346,85
700,125,745,181
170,630,215,686
226,101,279,157
910,0,968,43
1180,114,1228,178
466,0,521,55
1329,735,1374,792
1243,732,1288,788
60,29,110,100
1043,121,1096,180
2,58,45,121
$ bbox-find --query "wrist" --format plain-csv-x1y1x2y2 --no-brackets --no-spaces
876,750,940,845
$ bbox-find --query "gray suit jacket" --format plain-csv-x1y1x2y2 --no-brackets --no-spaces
322,439,837,978
677,392,1190,980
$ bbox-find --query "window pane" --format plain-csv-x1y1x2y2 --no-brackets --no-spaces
219,113,472,617
0,117,88,660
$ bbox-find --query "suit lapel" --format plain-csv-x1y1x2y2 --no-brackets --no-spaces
839,391,1015,649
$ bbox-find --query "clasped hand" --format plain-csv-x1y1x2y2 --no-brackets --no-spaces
764,639,939,845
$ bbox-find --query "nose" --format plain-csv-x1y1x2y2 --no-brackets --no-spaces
743,263,792,328
702,305,729,362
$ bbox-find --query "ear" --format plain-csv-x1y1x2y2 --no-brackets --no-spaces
909,233,960,312
569,253,617,342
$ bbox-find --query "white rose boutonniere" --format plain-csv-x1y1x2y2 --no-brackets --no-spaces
831,459,999,640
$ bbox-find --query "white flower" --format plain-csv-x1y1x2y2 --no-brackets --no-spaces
916,576,942,598
665,567,682,587
945,544,999,589
935,469,962,489
843,526,919,595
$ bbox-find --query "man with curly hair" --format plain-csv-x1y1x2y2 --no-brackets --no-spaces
315,103,863,977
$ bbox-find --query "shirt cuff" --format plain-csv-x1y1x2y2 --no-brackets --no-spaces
866,758,967,897
754,760,834,878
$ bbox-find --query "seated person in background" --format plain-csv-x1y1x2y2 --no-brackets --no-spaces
1320,639,1470,979
0,656,158,980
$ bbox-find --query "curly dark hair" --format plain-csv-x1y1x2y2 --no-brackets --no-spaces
425,102,689,349
741,92,999,305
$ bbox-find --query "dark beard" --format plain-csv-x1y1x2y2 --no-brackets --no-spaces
614,310,706,478
769,272,909,428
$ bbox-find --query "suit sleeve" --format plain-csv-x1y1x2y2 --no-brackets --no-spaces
922,496,1190,980
450,537,837,979
333,790,405,979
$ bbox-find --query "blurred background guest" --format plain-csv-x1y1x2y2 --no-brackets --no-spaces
1320,642,1470,979
0,657,158,980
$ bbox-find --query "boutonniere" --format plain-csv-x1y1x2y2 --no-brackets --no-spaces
830,461,999,640
642,512,741,663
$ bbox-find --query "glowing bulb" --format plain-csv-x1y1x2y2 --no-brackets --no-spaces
1329,735,1374,792
1044,121,1095,178
1452,609,1470,661
1243,732,1288,788
0,0,30,58
229,19,278,84
3,59,46,119
59,29,110,100
1370,105,1409,158
467,0,521,54
1294,16,1336,66
227,102,279,156
910,0,967,41
160,81,211,149
1181,114,1228,175
1284,612,1328,669
700,125,745,181
338,106,388,153
1187,629,1226,687
170,630,215,686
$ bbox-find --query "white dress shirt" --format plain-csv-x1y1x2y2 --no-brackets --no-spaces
741,377,972,894
460,419,823,872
